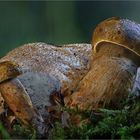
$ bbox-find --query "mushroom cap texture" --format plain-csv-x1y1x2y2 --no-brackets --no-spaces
92,17,140,57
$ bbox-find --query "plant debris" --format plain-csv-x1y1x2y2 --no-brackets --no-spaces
0,93,139,139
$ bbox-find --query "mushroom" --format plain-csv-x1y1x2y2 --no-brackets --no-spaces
65,17,140,110
0,43,92,137
0,17,140,137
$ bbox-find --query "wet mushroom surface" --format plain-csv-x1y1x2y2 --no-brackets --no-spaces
0,17,140,138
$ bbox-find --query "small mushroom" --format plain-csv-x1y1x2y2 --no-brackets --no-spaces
66,17,140,110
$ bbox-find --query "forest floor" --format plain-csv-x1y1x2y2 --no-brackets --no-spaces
0,93,140,139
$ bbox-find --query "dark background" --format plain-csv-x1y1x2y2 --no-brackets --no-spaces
0,1,140,56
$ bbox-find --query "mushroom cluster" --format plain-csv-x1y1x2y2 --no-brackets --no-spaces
0,17,140,137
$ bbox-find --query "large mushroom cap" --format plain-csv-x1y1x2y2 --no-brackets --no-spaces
92,17,140,57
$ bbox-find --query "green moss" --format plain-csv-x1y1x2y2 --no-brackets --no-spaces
49,94,140,139
12,124,36,139
0,93,140,139
0,123,10,139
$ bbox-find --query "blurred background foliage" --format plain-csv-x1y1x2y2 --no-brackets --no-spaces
0,1,140,56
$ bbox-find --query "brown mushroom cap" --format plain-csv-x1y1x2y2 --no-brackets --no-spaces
0,61,22,83
92,17,140,57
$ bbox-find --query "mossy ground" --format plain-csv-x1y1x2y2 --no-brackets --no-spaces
0,94,140,139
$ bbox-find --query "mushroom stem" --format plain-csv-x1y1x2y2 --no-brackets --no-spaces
65,42,139,110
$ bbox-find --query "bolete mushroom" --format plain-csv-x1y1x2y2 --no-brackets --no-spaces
0,17,140,137
0,43,92,137
65,17,140,110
